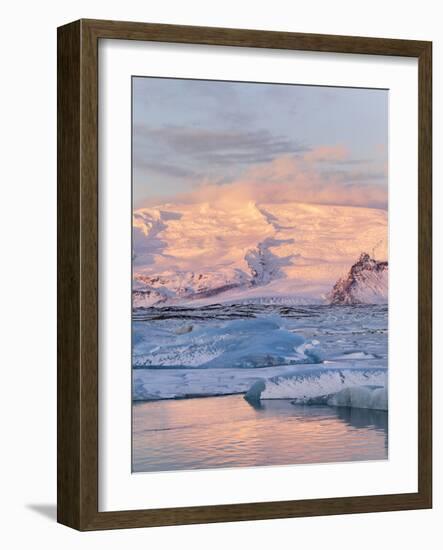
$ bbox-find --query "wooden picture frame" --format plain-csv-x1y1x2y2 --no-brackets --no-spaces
57,18,432,530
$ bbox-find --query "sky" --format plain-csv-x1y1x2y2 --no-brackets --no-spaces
132,77,388,209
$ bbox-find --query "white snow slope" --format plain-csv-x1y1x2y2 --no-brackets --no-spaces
133,201,387,306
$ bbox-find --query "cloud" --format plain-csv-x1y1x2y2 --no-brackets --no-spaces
303,145,349,162
320,168,386,183
149,151,388,210
303,145,370,167
134,125,308,167
136,159,198,179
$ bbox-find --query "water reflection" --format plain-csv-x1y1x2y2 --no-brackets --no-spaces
335,405,388,431
133,395,388,473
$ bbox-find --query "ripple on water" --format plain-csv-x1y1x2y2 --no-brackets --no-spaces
132,394,388,473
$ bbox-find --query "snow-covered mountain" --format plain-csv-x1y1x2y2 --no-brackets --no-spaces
133,201,388,307
328,253,388,305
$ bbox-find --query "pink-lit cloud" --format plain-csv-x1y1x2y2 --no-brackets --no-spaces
144,148,387,210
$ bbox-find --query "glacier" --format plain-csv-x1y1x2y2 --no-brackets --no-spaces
132,201,387,306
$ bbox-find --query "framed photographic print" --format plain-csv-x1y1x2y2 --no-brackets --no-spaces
57,19,432,530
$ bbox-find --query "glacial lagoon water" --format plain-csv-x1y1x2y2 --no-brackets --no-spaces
133,395,388,472
132,304,388,472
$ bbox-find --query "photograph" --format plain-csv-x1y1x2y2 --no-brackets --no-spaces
2,0,436,539
131,77,389,473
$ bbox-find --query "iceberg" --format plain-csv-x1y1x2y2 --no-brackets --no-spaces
297,384,388,411
244,366,387,405
132,304,388,403
326,385,388,410
133,316,321,369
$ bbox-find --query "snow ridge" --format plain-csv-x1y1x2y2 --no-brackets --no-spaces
328,253,388,305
